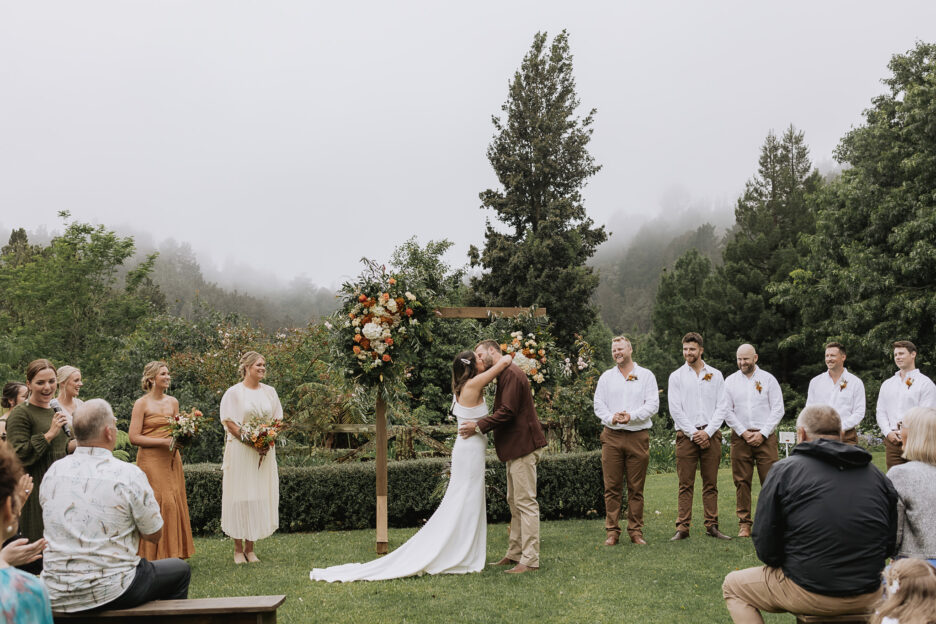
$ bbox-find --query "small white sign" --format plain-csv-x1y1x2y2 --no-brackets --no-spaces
778,431,796,445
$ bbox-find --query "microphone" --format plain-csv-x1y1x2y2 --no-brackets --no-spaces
49,399,73,438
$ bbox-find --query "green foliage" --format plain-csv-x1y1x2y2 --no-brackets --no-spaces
717,125,822,403
184,451,605,535
773,42,936,381
0,215,163,383
469,30,607,349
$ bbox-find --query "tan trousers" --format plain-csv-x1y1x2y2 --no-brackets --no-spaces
723,565,882,623
884,437,908,470
841,428,858,445
600,428,649,538
730,432,778,528
504,448,542,567
675,430,722,531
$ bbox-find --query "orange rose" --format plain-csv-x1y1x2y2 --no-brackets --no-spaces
381,293,390,301
538,349,545,356
388,277,397,285
353,334,362,343
382,354,391,362
395,297,405,307
500,343,508,351
358,294,367,302
405,308,413,316
353,346,361,354
349,313,355,319
385,338,394,345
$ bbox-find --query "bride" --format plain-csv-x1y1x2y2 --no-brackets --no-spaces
310,350,513,582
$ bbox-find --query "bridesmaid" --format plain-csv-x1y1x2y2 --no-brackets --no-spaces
129,361,195,560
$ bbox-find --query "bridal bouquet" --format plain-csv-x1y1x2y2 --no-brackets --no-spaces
241,418,285,468
165,408,206,453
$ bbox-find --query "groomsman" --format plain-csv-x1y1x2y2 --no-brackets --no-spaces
593,335,659,546
667,333,730,541
805,342,866,445
715,343,784,538
876,340,936,469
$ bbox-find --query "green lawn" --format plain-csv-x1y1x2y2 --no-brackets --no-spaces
189,453,887,623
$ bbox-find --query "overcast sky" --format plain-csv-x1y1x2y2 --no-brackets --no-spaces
2,1,934,289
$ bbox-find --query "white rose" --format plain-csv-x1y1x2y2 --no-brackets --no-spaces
363,322,383,341
405,291,417,301
386,298,398,313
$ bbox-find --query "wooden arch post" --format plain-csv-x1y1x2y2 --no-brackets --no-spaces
373,306,544,555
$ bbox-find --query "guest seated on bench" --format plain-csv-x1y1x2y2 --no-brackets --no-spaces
39,399,191,613
723,405,898,623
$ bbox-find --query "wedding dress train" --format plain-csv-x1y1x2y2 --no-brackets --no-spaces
310,400,488,582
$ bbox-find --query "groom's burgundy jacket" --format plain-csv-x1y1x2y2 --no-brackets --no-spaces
477,363,547,462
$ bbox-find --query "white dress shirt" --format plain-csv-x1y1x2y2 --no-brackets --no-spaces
594,363,659,431
805,368,866,431
716,366,784,436
667,361,725,438
40,447,164,612
876,369,936,436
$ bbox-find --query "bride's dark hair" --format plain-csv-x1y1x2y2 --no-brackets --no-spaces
451,351,477,396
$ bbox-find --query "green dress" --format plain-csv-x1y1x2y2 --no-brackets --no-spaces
6,403,70,542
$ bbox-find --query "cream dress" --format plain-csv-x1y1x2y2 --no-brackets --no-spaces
310,399,488,582
219,382,282,541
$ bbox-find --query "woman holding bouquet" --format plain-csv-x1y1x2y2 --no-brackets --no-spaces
220,351,283,564
129,361,195,560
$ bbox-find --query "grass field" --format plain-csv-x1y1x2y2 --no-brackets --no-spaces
189,453,887,623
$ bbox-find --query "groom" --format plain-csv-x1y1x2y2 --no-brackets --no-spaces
458,339,547,574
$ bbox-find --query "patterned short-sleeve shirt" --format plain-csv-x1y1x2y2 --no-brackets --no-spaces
39,447,163,612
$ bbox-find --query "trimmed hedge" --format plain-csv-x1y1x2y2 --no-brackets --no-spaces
185,451,605,535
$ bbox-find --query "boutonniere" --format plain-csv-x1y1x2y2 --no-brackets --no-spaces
754,381,763,394
626,374,638,381
906,377,914,389
839,380,847,392
703,373,713,381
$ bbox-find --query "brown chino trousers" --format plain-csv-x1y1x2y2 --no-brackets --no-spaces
600,428,649,538
723,565,882,624
884,437,908,470
675,430,722,532
730,432,778,528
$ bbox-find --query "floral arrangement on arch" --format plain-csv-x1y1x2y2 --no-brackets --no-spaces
330,258,433,390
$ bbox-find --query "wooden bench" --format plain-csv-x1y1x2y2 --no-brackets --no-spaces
54,595,286,624
794,613,871,624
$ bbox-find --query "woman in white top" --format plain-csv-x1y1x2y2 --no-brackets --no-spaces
310,349,512,582
219,351,283,564
53,365,84,428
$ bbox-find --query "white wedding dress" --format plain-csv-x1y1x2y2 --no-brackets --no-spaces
310,400,488,582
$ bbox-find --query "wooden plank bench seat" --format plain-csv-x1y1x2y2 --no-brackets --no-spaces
53,594,286,624
795,613,872,624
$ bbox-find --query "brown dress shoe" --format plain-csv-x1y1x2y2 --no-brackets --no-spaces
670,530,690,541
706,525,732,540
737,525,752,538
505,563,538,574
630,534,647,545
489,557,518,566
604,534,619,546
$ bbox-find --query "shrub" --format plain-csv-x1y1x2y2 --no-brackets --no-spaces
185,451,605,535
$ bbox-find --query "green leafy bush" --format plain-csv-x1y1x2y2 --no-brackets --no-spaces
185,451,605,535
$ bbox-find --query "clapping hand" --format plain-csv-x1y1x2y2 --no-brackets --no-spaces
0,538,47,567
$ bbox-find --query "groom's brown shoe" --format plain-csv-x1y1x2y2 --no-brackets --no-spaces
489,557,518,567
706,525,732,540
604,534,619,546
670,530,690,541
505,563,538,574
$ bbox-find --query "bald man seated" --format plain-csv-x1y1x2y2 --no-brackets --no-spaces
722,405,897,622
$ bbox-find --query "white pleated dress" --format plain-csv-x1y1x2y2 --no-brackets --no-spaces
310,400,488,582
219,382,282,541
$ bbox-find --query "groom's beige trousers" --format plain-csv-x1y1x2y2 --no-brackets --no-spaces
504,447,543,567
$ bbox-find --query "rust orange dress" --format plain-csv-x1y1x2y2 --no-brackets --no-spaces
136,409,195,560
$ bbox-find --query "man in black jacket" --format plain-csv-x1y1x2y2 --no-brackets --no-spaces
722,405,897,623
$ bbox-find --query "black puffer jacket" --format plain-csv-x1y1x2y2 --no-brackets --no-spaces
753,438,898,596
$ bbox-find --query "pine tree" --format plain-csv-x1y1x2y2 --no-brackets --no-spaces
468,30,607,348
